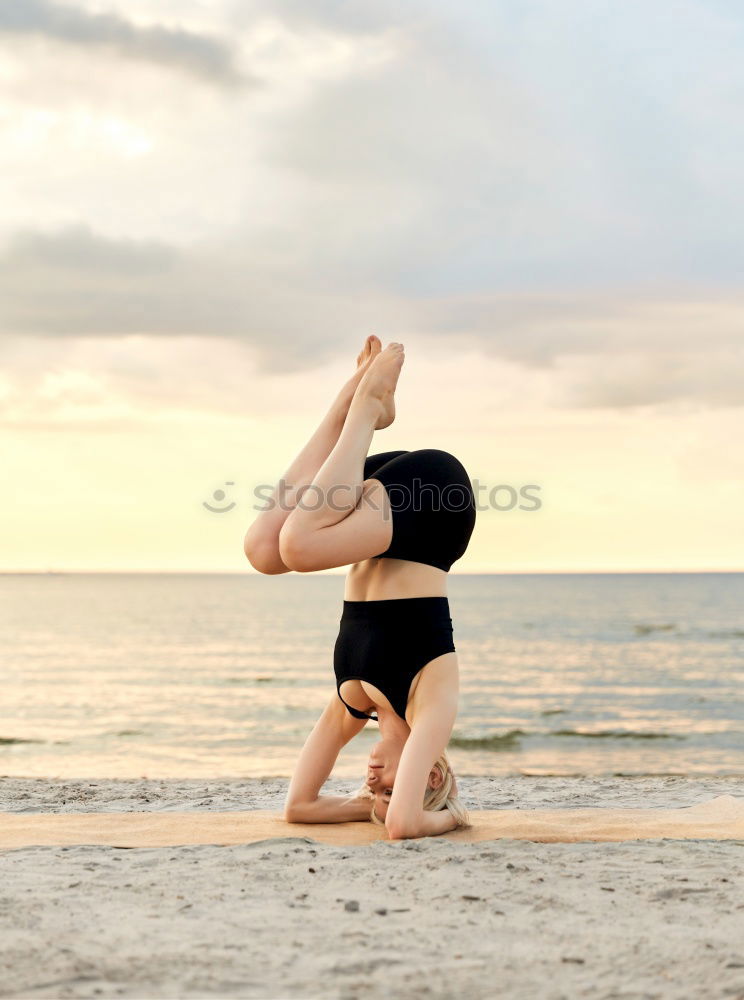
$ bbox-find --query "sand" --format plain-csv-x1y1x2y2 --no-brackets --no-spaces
1,776,744,1000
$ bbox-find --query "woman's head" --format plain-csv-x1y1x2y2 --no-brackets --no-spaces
358,738,470,828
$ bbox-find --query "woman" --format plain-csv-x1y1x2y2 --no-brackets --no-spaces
244,336,476,839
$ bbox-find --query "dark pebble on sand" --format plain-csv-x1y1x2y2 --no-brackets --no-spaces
344,900,360,912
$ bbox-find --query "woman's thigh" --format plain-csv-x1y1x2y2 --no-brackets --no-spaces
280,479,393,572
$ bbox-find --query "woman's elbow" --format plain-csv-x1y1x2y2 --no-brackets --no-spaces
243,534,289,575
385,815,421,841
277,523,318,574
284,798,316,823
284,802,306,824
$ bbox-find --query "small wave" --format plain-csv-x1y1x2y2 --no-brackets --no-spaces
225,676,273,684
551,729,683,741
540,708,567,717
449,730,525,750
0,736,44,745
707,629,744,639
633,623,677,635
116,729,144,737
449,727,684,750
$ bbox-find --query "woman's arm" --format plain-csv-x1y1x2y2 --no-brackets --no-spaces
385,655,460,840
408,806,460,838
284,694,371,823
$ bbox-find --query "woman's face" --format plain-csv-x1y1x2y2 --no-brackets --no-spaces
365,738,403,820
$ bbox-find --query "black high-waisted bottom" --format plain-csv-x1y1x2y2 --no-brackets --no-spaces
333,596,455,722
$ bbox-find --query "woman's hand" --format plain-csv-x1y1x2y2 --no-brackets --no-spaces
285,793,373,824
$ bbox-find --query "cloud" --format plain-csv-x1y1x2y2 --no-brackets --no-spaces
231,0,406,35
5,227,176,275
2,2,744,412
4,1,744,289
247,0,744,294
553,347,744,410
0,225,379,368
0,0,249,85
2,224,744,410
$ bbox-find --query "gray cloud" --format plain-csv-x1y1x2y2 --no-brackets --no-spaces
0,0,248,85
252,0,744,294
0,226,369,369
3,2,744,411
234,0,410,36
553,348,744,410
1,225,743,409
5,228,177,275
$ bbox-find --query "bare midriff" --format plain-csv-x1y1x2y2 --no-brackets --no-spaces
343,557,447,601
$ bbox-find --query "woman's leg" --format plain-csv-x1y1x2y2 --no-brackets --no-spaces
278,343,405,572
244,335,382,574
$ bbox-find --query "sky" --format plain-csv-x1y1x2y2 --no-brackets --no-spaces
1,0,743,572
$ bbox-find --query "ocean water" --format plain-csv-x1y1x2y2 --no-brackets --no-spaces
0,572,742,780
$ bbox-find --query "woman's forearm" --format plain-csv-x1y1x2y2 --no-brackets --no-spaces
387,807,460,840
284,794,372,824
417,808,460,837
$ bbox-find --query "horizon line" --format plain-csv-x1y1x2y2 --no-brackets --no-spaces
2,568,743,576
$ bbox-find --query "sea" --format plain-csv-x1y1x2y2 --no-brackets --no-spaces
1,572,742,780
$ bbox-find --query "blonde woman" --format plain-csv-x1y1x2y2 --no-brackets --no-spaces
244,336,475,838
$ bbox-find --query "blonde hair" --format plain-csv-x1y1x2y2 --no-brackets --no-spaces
356,749,470,829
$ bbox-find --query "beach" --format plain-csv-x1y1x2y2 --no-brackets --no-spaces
2,776,743,1000
5,0,744,989
2,575,743,997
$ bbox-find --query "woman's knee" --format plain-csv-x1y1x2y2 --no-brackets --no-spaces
278,519,319,573
243,531,289,575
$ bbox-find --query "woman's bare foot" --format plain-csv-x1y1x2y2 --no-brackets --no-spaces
353,342,405,429
355,334,382,374
335,335,382,415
